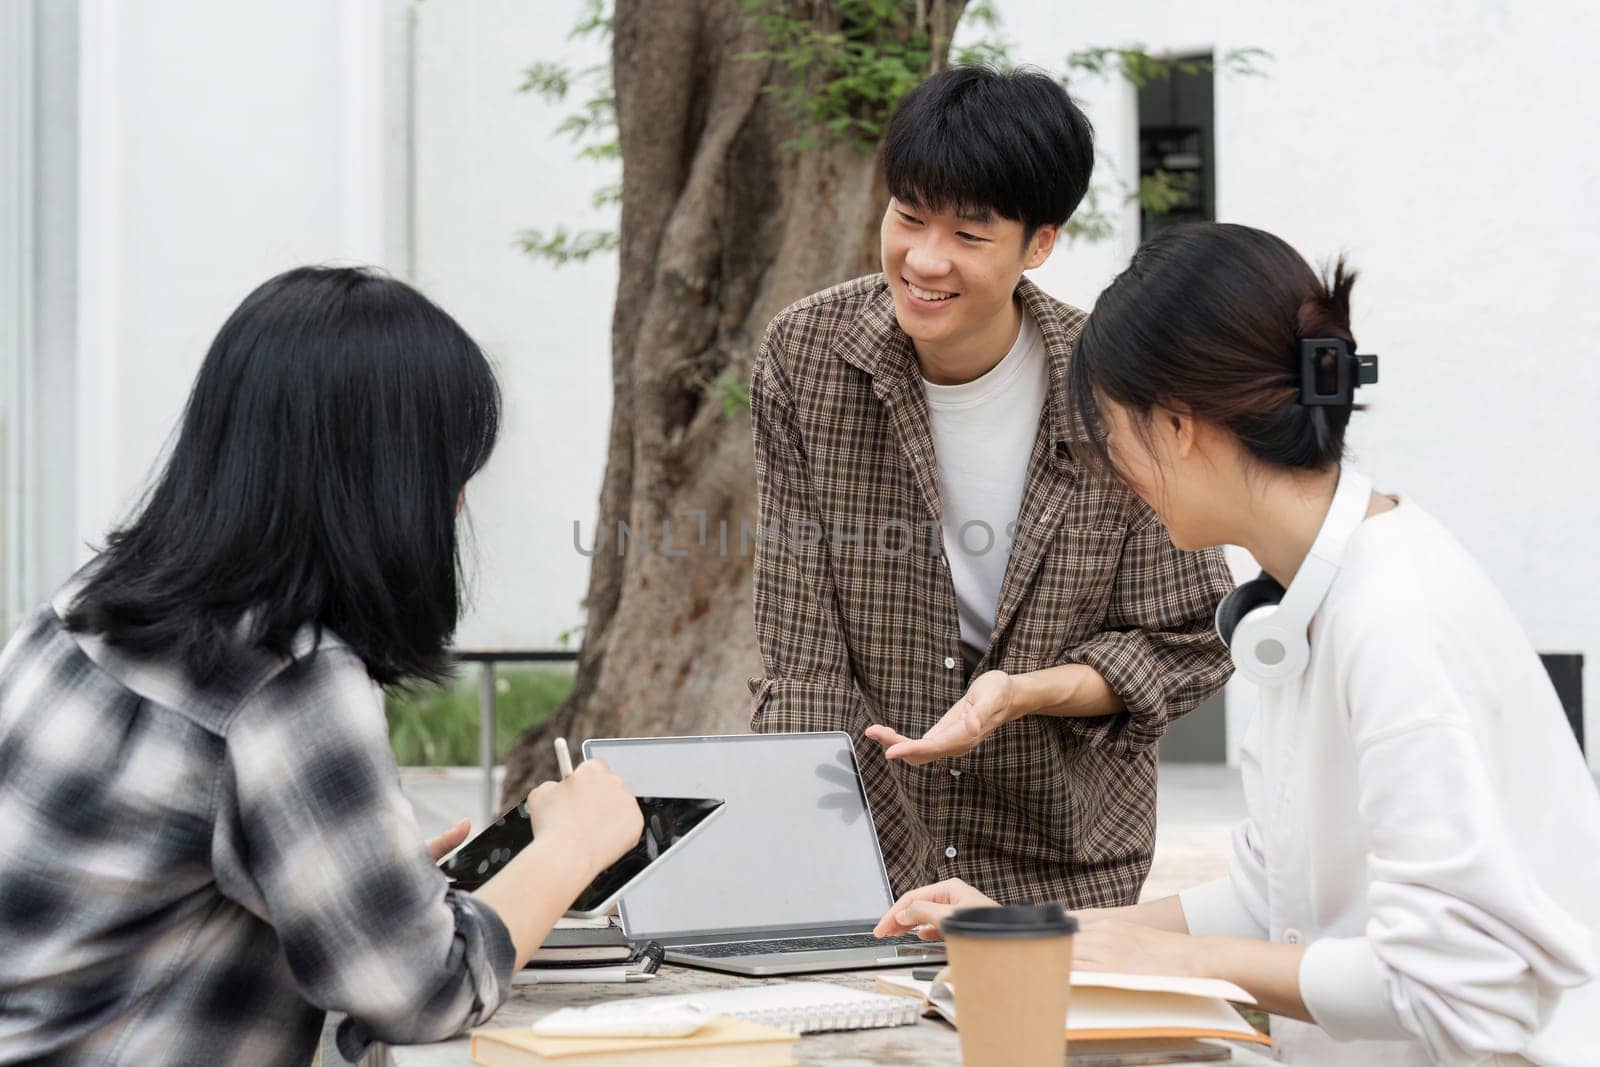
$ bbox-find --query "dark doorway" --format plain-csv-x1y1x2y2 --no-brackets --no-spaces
1137,55,1215,240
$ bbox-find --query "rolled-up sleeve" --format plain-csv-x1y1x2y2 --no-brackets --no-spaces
1056,511,1234,757
214,649,515,1061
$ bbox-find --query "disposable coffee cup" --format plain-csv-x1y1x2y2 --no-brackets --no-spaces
939,903,1077,1067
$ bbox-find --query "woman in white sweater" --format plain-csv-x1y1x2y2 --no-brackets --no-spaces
873,223,1600,1064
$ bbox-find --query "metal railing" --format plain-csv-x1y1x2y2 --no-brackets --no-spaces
453,649,579,826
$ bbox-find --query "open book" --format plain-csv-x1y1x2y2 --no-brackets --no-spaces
875,970,1271,1046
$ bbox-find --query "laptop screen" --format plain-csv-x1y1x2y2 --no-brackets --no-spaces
582,733,896,942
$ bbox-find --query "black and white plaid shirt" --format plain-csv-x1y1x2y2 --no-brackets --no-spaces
0,576,515,1065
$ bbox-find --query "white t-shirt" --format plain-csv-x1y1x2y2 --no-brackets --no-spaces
921,309,1048,662
1180,497,1600,1065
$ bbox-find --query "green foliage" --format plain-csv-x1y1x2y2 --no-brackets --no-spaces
739,0,934,150
1053,46,1270,243
712,372,752,417
1062,45,1272,88
387,665,575,766
553,84,617,148
514,226,619,266
951,0,1010,69
520,3,1272,258
519,61,571,101
1061,184,1116,244
1137,169,1198,216
516,2,619,269
569,0,612,39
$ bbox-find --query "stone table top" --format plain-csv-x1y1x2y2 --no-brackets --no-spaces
374,964,1277,1066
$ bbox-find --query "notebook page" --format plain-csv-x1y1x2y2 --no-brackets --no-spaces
1068,987,1261,1038
534,981,922,1035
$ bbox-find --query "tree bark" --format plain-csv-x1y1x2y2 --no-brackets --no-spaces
503,0,967,800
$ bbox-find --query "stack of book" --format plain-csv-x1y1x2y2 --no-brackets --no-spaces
516,916,663,985
471,1016,797,1066
472,982,920,1065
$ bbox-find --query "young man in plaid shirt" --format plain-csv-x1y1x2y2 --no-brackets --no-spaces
749,66,1235,907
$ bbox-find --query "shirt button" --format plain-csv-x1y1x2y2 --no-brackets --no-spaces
944,846,958,859
943,656,956,670
1283,929,1302,945
950,768,962,778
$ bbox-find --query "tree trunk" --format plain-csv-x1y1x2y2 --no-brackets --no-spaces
502,0,967,800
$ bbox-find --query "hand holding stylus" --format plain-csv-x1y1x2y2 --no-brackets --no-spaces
529,745,639,876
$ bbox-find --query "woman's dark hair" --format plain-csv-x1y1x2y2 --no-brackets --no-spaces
1070,222,1360,473
66,266,501,687
882,64,1094,241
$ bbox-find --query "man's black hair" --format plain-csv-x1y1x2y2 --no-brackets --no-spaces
881,64,1095,240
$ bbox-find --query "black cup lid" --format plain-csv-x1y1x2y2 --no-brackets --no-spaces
939,903,1078,939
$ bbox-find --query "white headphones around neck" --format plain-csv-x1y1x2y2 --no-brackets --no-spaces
1215,464,1374,685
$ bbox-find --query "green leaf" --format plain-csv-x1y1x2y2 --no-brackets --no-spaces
1137,169,1197,215
515,227,619,266
570,0,612,41
520,3,1270,270
1063,184,1117,245
737,0,932,151
386,665,575,766
518,61,570,101
711,373,751,418
1221,46,1274,77
577,141,621,162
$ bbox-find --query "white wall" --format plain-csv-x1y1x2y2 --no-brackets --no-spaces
2,0,36,635
59,0,608,653
411,0,616,650
986,1,1600,768
4,0,81,638
18,0,610,652
74,0,403,554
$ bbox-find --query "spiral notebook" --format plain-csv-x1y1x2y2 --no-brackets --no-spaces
550,981,921,1035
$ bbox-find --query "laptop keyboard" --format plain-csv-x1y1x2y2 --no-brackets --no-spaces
676,933,935,959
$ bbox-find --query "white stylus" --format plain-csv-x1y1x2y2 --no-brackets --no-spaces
553,736,575,780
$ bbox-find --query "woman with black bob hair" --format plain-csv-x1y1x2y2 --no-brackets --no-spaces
875,225,1600,1064
0,267,642,1065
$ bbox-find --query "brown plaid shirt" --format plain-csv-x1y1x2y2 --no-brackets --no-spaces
748,273,1235,907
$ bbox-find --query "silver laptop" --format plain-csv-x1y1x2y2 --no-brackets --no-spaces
582,732,946,976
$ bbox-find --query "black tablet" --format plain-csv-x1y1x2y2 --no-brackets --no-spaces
439,794,724,917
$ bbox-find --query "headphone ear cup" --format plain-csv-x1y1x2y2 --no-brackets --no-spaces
1215,575,1286,646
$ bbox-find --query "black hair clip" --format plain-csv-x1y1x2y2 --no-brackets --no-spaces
1299,338,1379,406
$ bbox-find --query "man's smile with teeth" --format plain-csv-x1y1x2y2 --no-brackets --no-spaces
906,279,958,302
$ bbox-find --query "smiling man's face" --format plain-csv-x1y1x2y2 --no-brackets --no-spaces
879,197,1056,362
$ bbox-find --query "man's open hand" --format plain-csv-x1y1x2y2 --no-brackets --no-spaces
865,670,1016,766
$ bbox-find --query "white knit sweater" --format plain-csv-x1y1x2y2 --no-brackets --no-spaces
1181,497,1600,1065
